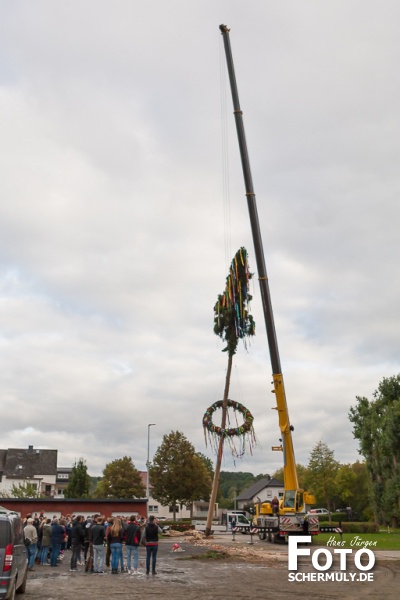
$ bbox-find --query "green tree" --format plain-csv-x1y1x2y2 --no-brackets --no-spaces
333,462,372,518
94,456,145,499
349,461,370,519
334,463,357,509
305,441,339,513
64,458,91,498
272,464,307,490
349,375,400,526
196,452,214,479
149,431,212,521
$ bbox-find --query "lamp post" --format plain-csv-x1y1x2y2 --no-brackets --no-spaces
146,423,156,499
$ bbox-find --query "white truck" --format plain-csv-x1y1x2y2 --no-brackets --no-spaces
193,511,252,534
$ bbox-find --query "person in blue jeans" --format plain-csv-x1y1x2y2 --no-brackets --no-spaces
23,518,38,571
125,515,142,574
50,518,66,567
91,516,106,573
27,541,37,569
144,516,162,575
107,518,124,574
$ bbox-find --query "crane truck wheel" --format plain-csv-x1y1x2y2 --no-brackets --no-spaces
258,531,266,541
270,532,279,544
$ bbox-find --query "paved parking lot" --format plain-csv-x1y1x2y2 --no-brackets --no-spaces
23,534,400,600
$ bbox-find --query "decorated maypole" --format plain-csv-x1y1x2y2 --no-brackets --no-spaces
204,247,256,537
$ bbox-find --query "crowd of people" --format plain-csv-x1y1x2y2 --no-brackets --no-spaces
22,511,162,576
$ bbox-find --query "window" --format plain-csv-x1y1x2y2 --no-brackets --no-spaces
169,505,179,513
58,474,69,480
57,489,64,496
283,490,295,508
148,505,159,513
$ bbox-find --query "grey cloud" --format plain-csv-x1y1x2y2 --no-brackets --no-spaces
0,2,398,478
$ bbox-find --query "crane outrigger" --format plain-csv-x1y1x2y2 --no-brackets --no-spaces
219,24,317,542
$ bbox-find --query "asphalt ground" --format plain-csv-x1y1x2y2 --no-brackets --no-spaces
23,533,400,600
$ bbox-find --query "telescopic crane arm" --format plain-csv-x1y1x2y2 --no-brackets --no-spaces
219,24,299,499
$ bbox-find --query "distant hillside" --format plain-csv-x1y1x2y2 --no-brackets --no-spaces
89,476,102,495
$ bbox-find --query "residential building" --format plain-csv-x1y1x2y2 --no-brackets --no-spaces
141,471,209,519
235,476,284,510
55,467,72,498
0,446,57,497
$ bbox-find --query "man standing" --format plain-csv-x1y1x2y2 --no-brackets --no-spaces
144,516,162,576
70,516,85,572
91,516,106,574
23,518,38,571
125,515,142,574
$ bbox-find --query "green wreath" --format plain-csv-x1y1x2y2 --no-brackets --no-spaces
202,399,254,438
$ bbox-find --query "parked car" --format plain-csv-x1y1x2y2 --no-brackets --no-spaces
0,509,28,598
160,525,170,533
308,508,329,515
334,509,360,521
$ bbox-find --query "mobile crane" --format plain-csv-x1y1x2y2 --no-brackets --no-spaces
219,25,318,542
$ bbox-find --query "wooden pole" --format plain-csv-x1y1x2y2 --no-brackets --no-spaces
205,353,233,537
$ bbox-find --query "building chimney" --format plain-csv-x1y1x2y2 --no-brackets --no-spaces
28,445,33,453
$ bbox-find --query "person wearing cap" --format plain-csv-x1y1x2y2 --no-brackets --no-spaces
24,518,38,571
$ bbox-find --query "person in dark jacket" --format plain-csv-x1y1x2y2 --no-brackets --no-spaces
82,517,92,562
66,518,73,549
125,515,142,574
70,516,85,571
144,516,162,575
40,519,52,565
91,516,106,573
271,496,279,515
50,519,66,567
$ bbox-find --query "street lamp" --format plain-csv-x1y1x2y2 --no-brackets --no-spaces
146,423,156,499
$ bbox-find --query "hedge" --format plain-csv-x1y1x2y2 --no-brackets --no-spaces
319,521,379,534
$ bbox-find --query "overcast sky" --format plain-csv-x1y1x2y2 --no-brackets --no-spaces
0,1,399,479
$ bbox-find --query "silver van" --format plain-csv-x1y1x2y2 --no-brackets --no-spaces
0,510,28,599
